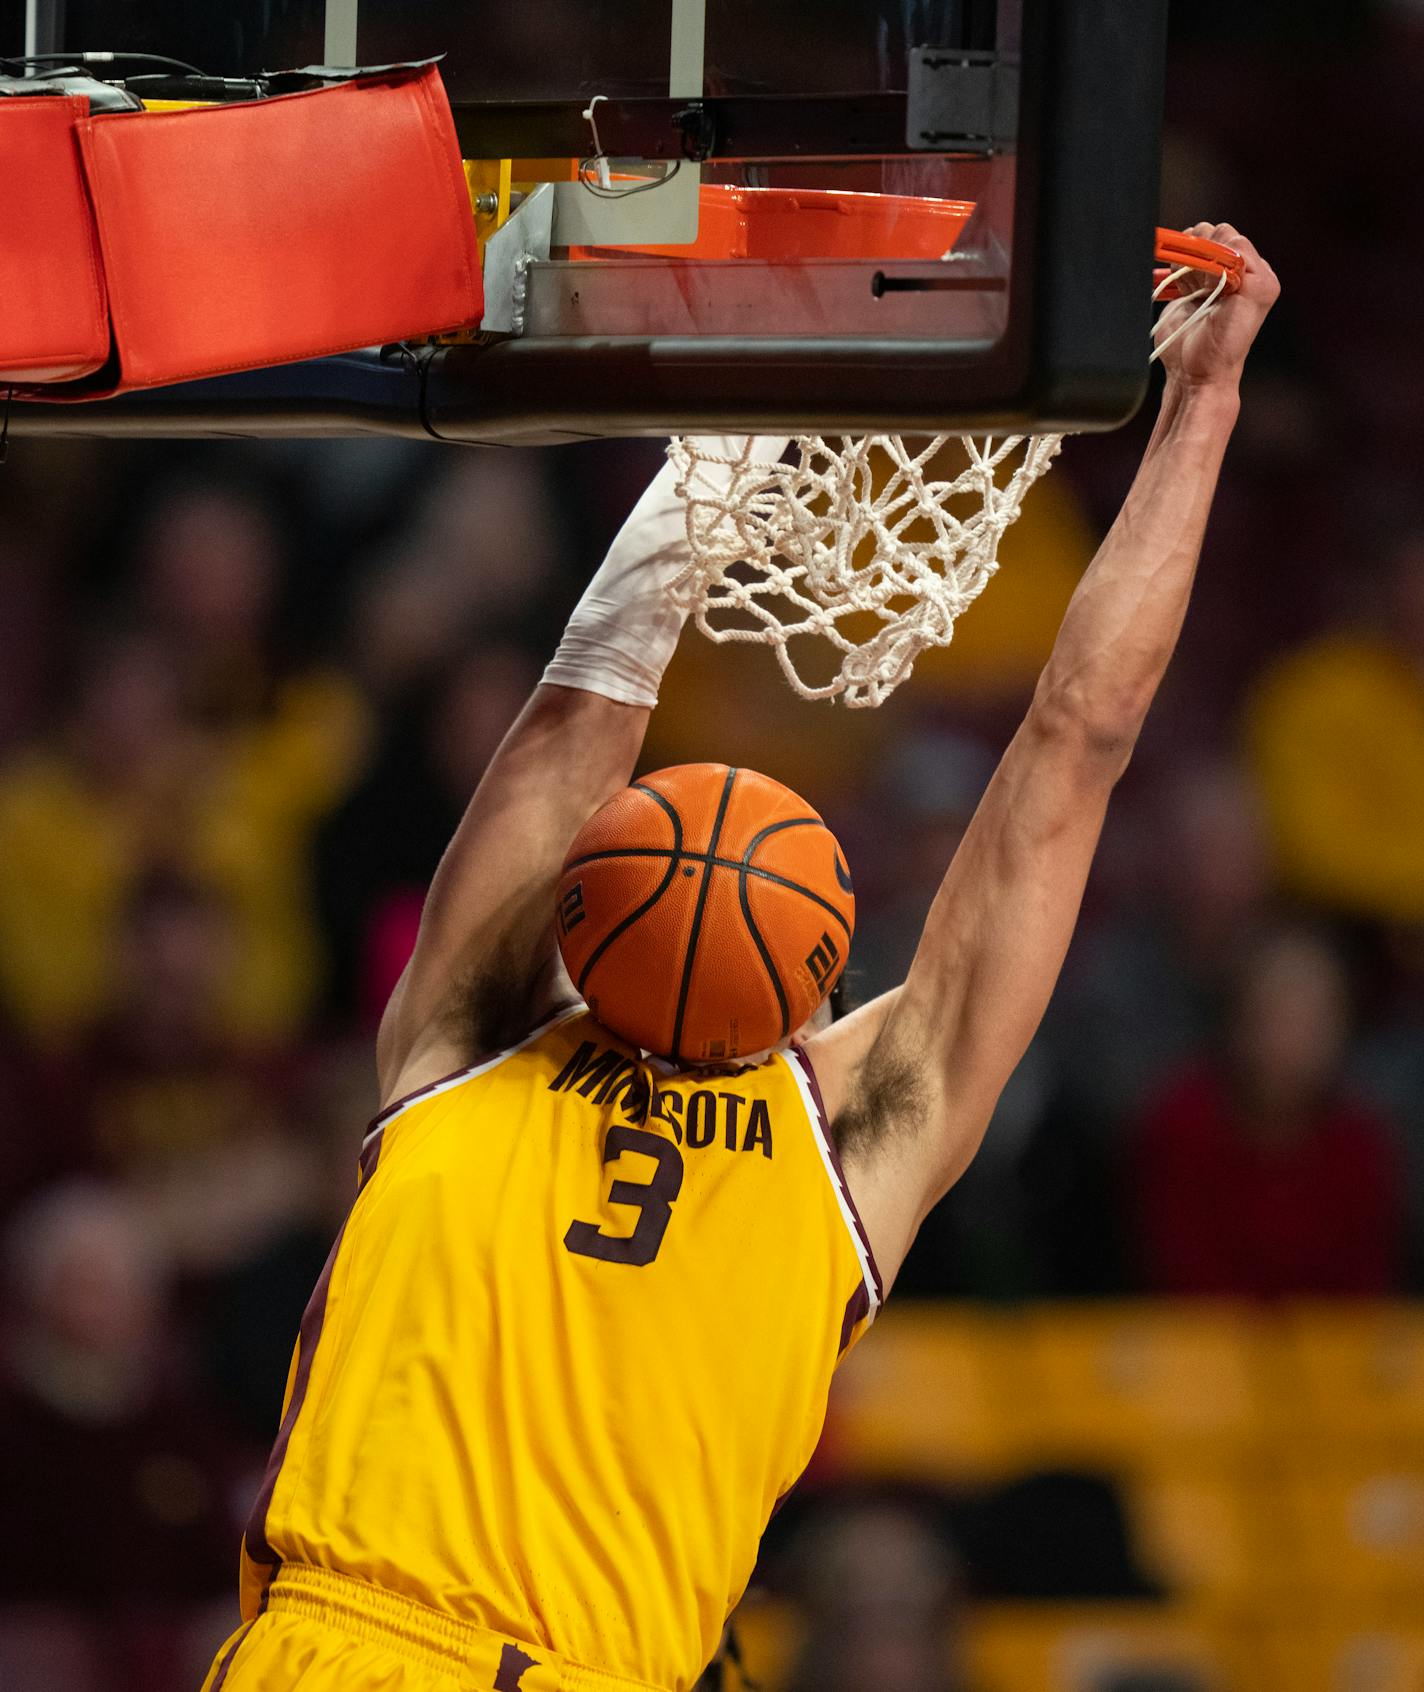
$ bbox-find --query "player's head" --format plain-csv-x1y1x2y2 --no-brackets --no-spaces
557,764,854,1065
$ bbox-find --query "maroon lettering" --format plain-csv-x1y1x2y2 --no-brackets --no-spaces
743,1098,773,1158
686,1089,717,1148
719,1091,744,1150
612,1068,652,1123
564,1125,685,1267
549,1041,603,1094
592,1056,636,1105
573,1050,627,1098
651,1088,684,1143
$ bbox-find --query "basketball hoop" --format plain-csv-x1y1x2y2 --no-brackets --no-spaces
670,224,1244,708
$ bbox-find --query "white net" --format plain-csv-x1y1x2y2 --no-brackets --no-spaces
667,252,1232,708
667,432,1063,707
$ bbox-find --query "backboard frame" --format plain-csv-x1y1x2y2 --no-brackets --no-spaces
424,0,1169,443
6,0,1170,445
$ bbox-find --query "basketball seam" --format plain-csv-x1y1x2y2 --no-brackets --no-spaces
742,816,822,859
670,766,738,1064
563,849,852,937
630,782,682,824
738,867,791,1044
737,818,848,954
572,787,685,995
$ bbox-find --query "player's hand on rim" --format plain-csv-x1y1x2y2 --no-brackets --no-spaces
1154,222,1280,390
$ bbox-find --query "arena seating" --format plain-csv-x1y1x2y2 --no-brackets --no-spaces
735,1302,1424,1691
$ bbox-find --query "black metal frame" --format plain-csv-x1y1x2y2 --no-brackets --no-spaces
8,0,1169,445
27,0,66,54
449,86,1010,163
419,0,1168,443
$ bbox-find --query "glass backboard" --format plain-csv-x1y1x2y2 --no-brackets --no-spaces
6,0,1170,444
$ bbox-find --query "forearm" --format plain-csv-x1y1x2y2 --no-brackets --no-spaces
1034,377,1241,750
831,386,1239,1191
818,230,1278,1287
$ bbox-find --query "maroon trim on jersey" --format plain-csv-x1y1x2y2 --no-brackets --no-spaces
367,1062,482,1134
209,1618,256,1691
358,1125,385,1186
839,1279,871,1354
243,1222,346,1567
246,1006,588,1572
790,1045,885,1305
366,1003,587,1136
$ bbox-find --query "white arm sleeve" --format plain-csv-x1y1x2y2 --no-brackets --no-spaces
542,434,789,708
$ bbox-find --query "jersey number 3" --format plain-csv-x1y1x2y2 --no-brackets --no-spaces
564,1125,684,1267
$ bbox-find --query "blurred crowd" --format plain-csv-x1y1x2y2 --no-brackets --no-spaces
3,3,1424,1689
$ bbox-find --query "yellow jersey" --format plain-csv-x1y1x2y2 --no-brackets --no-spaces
240,1007,880,1691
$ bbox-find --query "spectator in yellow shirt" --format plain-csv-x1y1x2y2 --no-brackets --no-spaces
1246,527,1424,923
0,481,368,1047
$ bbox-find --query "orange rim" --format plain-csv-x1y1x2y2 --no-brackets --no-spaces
1153,227,1245,297
564,197,1243,299
567,184,977,263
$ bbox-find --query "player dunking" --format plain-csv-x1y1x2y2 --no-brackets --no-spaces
202,225,1277,1692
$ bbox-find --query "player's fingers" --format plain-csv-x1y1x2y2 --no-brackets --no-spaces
1213,224,1267,274
1171,222,1277,305
1162,225,1217,298
1218,228,1279,302
1209,225,1281,304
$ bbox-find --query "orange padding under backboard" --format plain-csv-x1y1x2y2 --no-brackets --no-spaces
0,96,111,383
3,64,483,399
570,185,977,263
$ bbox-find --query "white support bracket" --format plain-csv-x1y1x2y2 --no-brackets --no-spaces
549,0,705,251
323,0,359,69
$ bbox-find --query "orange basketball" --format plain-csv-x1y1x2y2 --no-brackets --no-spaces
556,764,854,1064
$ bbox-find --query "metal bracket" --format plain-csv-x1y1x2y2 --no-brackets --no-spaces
550,165,700,250
906,47,1018,150
480,181,555,335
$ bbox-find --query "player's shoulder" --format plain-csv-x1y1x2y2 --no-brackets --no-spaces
377,1000,590,1118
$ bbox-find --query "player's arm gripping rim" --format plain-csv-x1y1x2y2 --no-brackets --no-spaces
804,223,1280,1292
375,435,789,1109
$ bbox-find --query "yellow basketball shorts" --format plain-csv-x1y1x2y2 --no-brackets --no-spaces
201,1565,669,1692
